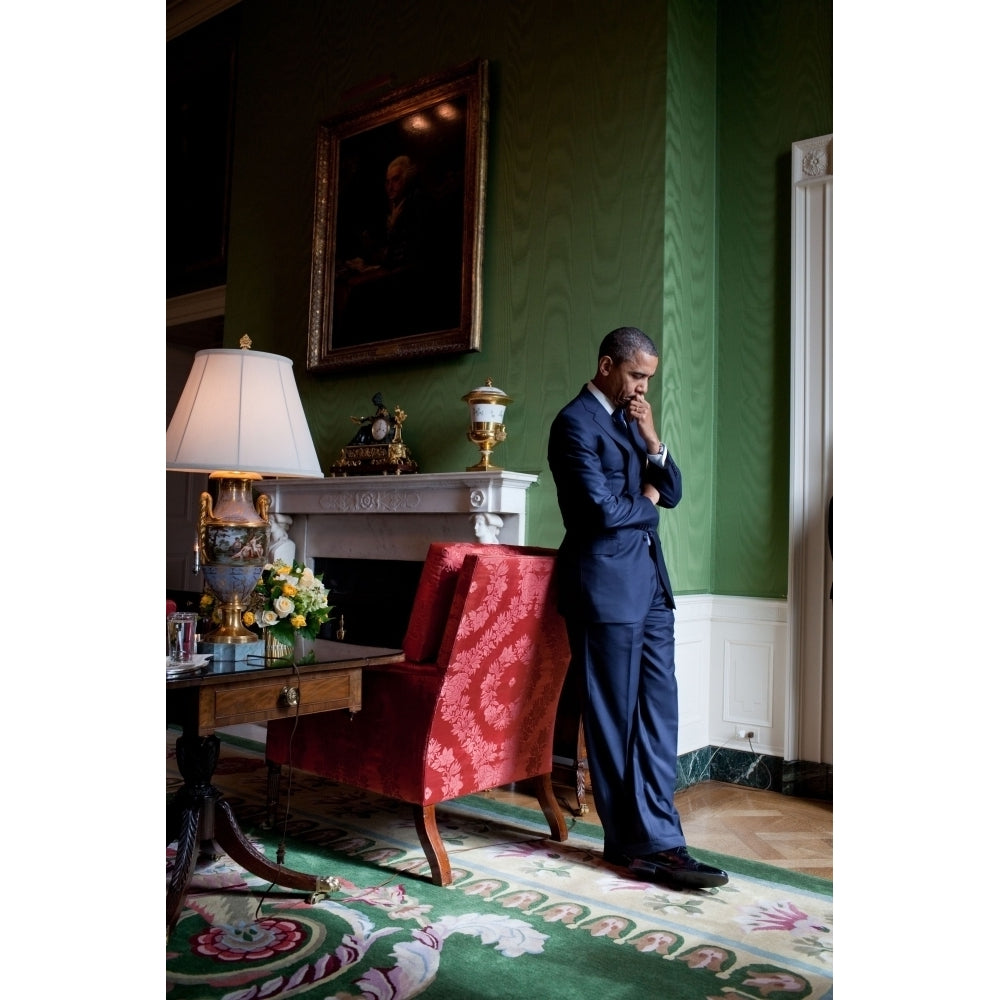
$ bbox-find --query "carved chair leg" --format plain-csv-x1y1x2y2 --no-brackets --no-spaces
534,772,569,842
574,760,590,815
413,804,453,887
574,718,590,815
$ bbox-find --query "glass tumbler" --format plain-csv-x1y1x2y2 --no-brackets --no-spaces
167,611,199,664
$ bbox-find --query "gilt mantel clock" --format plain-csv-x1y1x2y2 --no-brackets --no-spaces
330,392,418,477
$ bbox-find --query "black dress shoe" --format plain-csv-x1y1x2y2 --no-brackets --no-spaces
628,846,729,889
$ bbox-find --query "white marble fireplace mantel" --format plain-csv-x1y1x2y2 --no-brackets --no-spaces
264,471,539,564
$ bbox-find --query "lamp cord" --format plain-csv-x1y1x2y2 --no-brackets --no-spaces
275,661,301,866
254,661,302,920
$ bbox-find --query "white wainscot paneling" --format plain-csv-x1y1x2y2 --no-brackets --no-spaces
674,596,713,756
724,639,773,726
707,597,787,757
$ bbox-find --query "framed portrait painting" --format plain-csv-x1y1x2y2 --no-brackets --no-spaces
306,59,489,373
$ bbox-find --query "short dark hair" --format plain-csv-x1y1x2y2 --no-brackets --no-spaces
598,326,658,365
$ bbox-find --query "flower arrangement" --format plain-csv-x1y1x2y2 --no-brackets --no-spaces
250,561,332,647
199,560,332,648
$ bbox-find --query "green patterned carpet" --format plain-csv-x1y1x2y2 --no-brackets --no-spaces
167,731,832,999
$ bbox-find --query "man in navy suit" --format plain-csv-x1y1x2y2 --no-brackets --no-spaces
547,326,727,889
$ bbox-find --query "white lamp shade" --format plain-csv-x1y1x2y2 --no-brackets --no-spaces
166,348,322,478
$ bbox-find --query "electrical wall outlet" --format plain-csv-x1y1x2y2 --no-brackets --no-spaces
737,728,755,740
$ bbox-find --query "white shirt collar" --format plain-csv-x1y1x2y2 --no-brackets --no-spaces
586,381,616,415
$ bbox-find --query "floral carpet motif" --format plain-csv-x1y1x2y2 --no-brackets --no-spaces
167,731,832,999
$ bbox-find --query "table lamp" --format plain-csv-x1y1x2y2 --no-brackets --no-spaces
166,338,323,643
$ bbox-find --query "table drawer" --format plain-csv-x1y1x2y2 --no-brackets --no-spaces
202,669,362,729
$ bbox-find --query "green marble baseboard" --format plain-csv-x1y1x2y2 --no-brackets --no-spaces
676,746,831,802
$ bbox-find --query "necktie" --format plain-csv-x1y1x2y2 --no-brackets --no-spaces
613,408,628,432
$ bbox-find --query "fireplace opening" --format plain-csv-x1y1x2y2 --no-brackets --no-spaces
313,558,424,649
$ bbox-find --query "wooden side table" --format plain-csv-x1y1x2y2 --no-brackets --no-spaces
166,641,403,934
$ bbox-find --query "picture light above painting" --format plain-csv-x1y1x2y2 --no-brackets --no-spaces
306,59,489,374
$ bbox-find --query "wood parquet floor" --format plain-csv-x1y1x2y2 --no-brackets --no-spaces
488,778,833,882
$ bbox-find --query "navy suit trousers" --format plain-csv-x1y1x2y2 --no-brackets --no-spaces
566,549,686,857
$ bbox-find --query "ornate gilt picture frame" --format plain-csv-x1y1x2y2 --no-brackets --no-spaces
306,59,488,373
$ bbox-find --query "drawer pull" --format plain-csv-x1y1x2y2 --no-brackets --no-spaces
280,686,299,707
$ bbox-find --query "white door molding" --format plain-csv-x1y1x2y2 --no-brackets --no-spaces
787,134,833,765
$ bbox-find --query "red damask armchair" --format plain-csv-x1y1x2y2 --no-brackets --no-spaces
265,542,572,885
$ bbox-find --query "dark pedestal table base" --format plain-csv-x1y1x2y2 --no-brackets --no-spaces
166,733,338,934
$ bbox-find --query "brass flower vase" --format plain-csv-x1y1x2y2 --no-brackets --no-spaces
265,629,295,666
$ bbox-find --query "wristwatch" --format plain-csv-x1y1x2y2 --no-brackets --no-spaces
652,442,666,458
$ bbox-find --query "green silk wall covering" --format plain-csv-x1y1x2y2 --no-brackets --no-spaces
714,0,833,597
661,0,718,594
221,0,832,599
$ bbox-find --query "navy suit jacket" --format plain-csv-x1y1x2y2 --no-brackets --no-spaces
547,386,681,624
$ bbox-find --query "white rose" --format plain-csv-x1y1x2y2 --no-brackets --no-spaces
273,596,295,618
